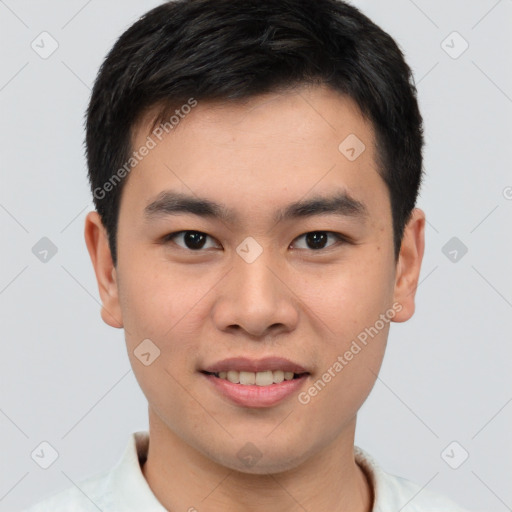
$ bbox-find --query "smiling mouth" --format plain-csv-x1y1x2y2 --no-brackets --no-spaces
202,370,308,386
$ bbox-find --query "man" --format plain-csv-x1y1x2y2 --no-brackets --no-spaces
24,0,470,510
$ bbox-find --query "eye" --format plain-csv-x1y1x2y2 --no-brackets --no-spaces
163,231,220,251
291,231,347,251
161,230,349,252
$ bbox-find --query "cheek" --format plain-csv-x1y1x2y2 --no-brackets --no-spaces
300,255,394,339
117,253,203,340
294,250,394,417
118,263,204,409
296,264,392,426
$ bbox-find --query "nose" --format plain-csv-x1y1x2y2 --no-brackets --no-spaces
211,247,299,339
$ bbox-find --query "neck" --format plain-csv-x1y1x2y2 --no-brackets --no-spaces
141,408,373,512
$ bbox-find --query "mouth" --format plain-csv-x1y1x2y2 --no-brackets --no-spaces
200,357,311,408
201,370,307,386
200,367,311,409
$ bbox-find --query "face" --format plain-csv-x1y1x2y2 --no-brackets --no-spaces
86,84,424,474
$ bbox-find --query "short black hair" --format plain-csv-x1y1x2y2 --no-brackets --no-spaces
85,0,424,267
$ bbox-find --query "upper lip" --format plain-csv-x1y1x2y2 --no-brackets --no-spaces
202,357,309,374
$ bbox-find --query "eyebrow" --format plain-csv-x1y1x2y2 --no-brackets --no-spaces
143,189,368,225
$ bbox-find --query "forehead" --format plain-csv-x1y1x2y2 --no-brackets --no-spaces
123,84,388,225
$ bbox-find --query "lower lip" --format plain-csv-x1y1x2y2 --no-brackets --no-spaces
202,373,309,408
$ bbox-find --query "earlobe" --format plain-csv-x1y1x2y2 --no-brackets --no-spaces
392,208,426,323
84,211,124,329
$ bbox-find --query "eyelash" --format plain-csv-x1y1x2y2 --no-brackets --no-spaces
161,230,351,252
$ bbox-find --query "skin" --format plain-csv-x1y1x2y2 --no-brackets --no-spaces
85,84,425,512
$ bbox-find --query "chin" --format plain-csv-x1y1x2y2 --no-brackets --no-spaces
207,441,314,476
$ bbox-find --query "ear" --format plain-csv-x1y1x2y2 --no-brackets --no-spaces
392,208,426,323
84,211,123,328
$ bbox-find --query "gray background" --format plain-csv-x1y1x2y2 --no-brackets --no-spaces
0,0,511,510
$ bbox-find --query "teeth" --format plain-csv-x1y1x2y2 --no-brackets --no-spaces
255,370,273,386
214,370,301,386
227,371,240,384
240,371,256,385
273,370,284,383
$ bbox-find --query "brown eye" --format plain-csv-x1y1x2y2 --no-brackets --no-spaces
164,231,219,250
292,231,346,250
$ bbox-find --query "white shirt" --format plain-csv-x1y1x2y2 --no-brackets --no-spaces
22,430,471,512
